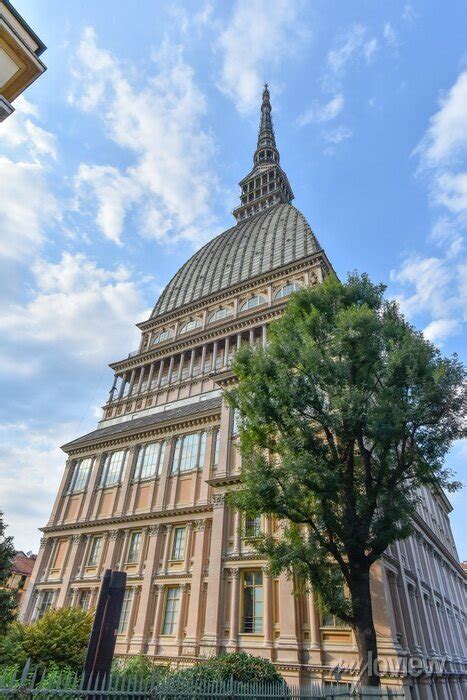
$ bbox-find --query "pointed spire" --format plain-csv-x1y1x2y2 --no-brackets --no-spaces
232,84,294,223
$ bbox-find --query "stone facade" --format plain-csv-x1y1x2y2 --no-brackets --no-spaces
22,88,466,699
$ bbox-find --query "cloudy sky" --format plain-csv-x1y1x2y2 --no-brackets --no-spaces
1,0,466,557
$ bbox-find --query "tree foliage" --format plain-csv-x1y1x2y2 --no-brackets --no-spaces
0,512,18,634
226,273,465,682
177,652,282,682
22,607,93,670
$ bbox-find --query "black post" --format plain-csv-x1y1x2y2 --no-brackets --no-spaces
84,568,126,691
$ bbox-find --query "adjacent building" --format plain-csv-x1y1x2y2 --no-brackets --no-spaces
6,550,37,608
22,87,466,699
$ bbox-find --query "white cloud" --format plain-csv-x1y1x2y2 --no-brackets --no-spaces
436,172,467,214
327,24,378,76
0,252,149,366
383,22,398,49
0,156,61,260
423,318,460,345
324,125,352,144
70,27,219,246
297,93,344,126
217,0,307,114
0,96,57,160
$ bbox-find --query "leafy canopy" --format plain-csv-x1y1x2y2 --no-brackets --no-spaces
0,512,18,633
22,607,93,670
226,273,465,622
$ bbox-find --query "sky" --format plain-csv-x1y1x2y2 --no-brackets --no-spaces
0,0,466,558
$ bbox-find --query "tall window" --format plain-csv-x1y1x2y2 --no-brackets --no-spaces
274,281,302,300
179,318,202,334
245,516,261,538
162,587,180,635
99,450,126,487
240,295,266,312
127,532,141,564
36,590,54,619
87,536,102,566
118,589,133,634
212,429,220,466
171,527,186,560
208,307,233,324
170,432,206,473
322,612,346,628
69,458,93,492
242,571,263,633
152,328,174,344
78,590,91,610
133,441,166,480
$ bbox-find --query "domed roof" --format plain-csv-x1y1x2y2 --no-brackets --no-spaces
152,203,321,317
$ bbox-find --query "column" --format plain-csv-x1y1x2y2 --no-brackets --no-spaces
56,534,83,607
262,324,268,348
156,359,165,388
227,568,240,651
48,459,73,524
224,336,230,368
189,349,196,378
162,525,173,574
249,328,255,346
130,526,161,652
89,587,99,609
233,510,242,556
136,366,145,395
183,520,206,655
146,362,155,393
183,522,194,572
108,373,118,401
201,495,227,654
167,356,175,385
118,372,127,399
115,447,137,516
155,438,173,510
20,537,49,621
216,401,232,478
308,588,323,663
212,341,218,371
198,428,214,504
102,530,120,571
127,369,136,397
178,352,185,381
276,572,299,662
80,455,101,521
117,529,131,570
148,584,165,655
77,535,92,579
176,583,189,651
236,333,242,349
200,344,207,375
263,567,273,651
43,537,59,580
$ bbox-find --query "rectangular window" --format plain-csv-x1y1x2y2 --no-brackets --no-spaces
78,590,91,610
69,458,93,492
171,527,186,560
245,516,261,538
170,432,206,473
87,536,102,566
162,587,180,635
242,571,263,633
134,441,166,480
127,532,141,564
99,450,126,487
118,589,133,634
213,430,220,466
36,590,54,619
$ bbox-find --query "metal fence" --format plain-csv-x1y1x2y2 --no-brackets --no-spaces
0,663,406,699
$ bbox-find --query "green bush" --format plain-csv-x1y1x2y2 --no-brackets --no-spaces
22,607,93,671
176,652,282,682
113,654,170,680
0,621,27,668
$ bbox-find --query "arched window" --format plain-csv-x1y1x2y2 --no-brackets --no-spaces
152,328,174,344
240,295,266,312
208,307,233,324
274,281,302,300
179,318,201,334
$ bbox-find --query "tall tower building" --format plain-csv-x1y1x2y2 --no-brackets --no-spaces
23,88,466,697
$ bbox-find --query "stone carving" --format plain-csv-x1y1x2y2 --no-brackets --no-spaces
211,493,226,509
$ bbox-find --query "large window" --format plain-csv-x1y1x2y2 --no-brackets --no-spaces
171,527,186,560
118,589,133,634
69,458,93,493
208,307,233,324
99,450,126,487
240,295,266,312
170,432,206,474
152,328,174,344
244,516,261,538
87,536,102,566
133,441,166,480
274,281,302,300
36,590,54,620
212,429,220,466
179,318,202,334
242,571,263,633
127,532,141,564
78,590,91,610
162,587,180,635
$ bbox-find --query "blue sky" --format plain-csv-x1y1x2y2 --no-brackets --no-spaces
0,0,466,557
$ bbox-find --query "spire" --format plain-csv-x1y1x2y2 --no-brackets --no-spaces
233,84,294,223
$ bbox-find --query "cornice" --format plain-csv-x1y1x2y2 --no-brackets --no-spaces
412,514,466,578
206,473,242,487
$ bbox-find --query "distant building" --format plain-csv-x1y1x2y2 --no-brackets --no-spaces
0,0,46,121
7,551,37,607
22,86,466,697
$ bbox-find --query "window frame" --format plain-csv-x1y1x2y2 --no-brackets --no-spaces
171,527,186,561
241,570,263,634
152,328,174,345
179,318,202,334
87,536,103,567
127,531,142,564
239,295,266,312
133,441,166,481
162,586,181,636
170,432,207,474
273,281,302,300
208,307,233,324
36,590,54,620
99,450,127,487
118,588,133,634
68,457,93,493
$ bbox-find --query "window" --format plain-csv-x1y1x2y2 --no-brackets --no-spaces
240,295,266,312
242,571,263,633
118,589,133,634
162,587,180,635
69,458,92,493
153,328,174,344
127,532,141,564
274,281,302,300
87,536,102,566
171,527,186,560
78,590,91,610
133,441,166,480
245,516,261,538
322,612,347,628
36,590,54,619
170,432,206,473
179,318,202,334
208,307,233,324
212,430,220,466
231,409,239,436
99,450,126,487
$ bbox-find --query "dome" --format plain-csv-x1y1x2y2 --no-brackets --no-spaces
152,203,322,317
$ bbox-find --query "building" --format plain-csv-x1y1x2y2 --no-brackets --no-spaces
22,87,466,699
6,551,37,608
0,0,46,121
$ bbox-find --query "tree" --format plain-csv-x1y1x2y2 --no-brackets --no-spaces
226,273,465,686
177,652,282,682
22,607,93,670
0,512,18,634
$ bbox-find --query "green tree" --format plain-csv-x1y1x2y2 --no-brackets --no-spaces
22,607,93,670
226,273,465,686
177,652,282,682
0,512,17,633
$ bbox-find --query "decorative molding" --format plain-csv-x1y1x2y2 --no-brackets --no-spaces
211,493,226,509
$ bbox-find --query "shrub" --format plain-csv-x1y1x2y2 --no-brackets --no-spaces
22,607,93,671
0,621,27,668
113,655,170,680
176,652,282,682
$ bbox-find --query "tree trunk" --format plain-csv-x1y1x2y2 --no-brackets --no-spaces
350,567,380,687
